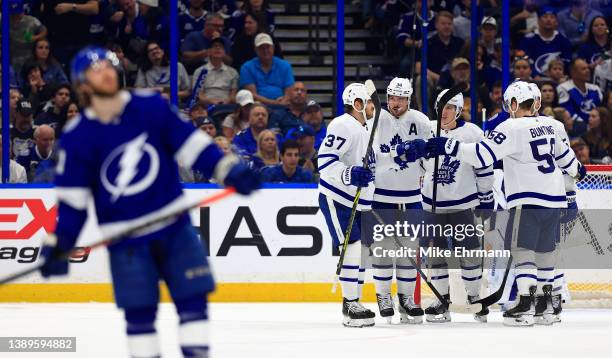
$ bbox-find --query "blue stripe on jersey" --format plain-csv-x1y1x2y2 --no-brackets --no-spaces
478,190,493,196
422,193,479,207
475,171,493,177
318,153,339,159
461,264,481,270
396,276,417,282
566,191,576,196
516,262,536,268
506,192,566,203
373,275,393,281
560,157,576,170
374,187,421,197
318,158,338,171
480,141,497,163
475,143,486,168
461,275,482,281
537,267,555,271
319,179,373,206
556,148,570,161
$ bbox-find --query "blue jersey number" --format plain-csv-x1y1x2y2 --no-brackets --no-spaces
324,134,346,149
529,138,555,174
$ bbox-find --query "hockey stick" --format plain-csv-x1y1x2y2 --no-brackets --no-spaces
0,188,236,286
370,209,480,313
332,79,381,293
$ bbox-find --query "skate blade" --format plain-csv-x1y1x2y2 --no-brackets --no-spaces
503,315,534,326
449,303,482,314
553,315,561,323
400,313,423,324
364,318,375,327
342,317,365,328
535,315,554,326
473,314,488,323
425,314,451,323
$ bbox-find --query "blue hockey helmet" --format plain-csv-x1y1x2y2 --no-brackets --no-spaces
70,46,120,85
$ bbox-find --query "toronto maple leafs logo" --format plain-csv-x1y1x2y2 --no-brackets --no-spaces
380,134,409,171
435,155,460,186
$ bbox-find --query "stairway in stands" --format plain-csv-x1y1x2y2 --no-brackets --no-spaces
269,1,393,119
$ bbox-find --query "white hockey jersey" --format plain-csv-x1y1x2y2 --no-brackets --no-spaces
550,118,577,196
422,120,494,210
455,115,579,208
372,108,433,203
318,113,375,210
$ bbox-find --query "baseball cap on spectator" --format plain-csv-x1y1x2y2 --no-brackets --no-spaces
451,57,470,69
236,89,254,106
9,0,24,14
194,116,214,127
305,100,321,112
254,33,274,48
16,99,33,116
138,0,158,7
537,6,556,18
210,37,225,48
286,125,316,141
481,16,497,29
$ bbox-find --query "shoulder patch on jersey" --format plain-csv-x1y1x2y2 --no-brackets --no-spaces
62,114,82,133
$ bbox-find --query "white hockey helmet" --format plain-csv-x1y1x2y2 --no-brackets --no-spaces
502,80,533,114
387,77,413,98
342,83,371,109
435,89,464,120
527,82,542,113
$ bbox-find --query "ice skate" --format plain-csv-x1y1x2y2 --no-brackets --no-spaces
397,293,424,324
535,285,554,326
468,295,489,323
376,293,394,323
425,294,451,323
552,294,562,323
342,298,376,328
503,286,535,326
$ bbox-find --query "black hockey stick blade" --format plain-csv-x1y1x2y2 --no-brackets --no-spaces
472,255,514,309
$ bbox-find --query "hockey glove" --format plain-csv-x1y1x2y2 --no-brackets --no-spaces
395,139,428,162
425,137,459,158
576,163,587,182
474,192,495,221
40,234,69,278
560,193,578,224
224,162,261,195
342,166,375,187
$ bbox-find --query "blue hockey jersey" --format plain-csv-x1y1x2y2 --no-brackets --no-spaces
557,79,603,136
53,91,224,250
519,30,572,77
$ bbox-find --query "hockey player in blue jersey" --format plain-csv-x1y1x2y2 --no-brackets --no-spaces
38,47,260,358
426,81,587,326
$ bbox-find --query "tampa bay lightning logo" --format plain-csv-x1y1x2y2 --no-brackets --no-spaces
580,98,595,115
435,155,460,186
100,133,160,202
535,52,561,75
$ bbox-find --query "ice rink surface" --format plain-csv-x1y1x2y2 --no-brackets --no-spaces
0,303,610,358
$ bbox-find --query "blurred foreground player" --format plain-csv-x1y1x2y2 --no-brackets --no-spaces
318,83,377,327
39,47,260,358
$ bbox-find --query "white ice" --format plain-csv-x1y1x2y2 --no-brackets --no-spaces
0,303,610,358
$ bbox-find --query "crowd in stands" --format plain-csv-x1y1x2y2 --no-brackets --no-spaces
363,0,611,165
2,0,611,183
2,0,325,184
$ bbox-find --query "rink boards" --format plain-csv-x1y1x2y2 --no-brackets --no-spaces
0,184,610,303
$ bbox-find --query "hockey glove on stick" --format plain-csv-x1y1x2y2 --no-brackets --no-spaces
39,234,70,278
575,163,587,182
560,193,578,224
425,137,459,157
224,162,261,195
342,166,375,187
395,139,427,162
474,192,495,220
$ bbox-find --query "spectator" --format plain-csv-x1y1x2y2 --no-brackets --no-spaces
250,129,280,172
519,7,572,78
181,13,232,71
16,124,55,182
438,57,472,96
395,0,436,77
88,0,114,46
452,0,483,41
461,97,483,122
0,135,27,183
192,38,239,107
188,102,208,120
485,80,503,116
42,0,99,68
593,41,612,94
28,39,69,86
425,11,465,79
214,136,231,155
35,84,71,130
179,0,207,40
193,116,217,137
301,100,327,149
239,33,295,106
557,0,603,46
268,81,307,135
540,81,559,111
20,61,53,110
291,124,318,177
9,88,23,126
222,89,254,139
542,58,568,84
571,137,592,164
583,107,612,163
228,0,275,40
553,106,576,137
260,140,313,183
135,41,191,102
9,0,48,71
107,43,138,88
510,0,539,46
232,102,270,158
479,16,499,59
558,58,603,136
512,55,533,82
66,101,80,121
577,16,609,68
10,99,35,158
231,12,283,71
